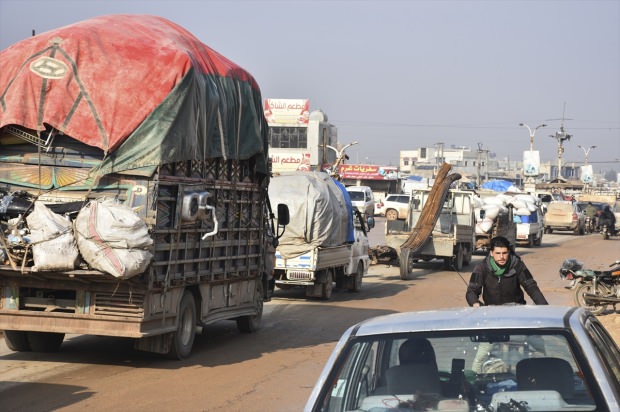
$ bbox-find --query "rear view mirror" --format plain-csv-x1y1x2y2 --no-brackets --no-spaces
277,204,290,226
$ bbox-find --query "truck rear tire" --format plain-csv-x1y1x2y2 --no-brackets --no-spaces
463,244,472,265
534,232,543,246
3,330,31,352
237,283,264,333
321,270,334,300
453,244,464,271
399,249,410,280
347,263,363,292
27,331,64,352
168,291,197,360
386,209,398,221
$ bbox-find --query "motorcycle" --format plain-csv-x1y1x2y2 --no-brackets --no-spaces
559,258,620,315
584,216,596,234
600,223,615,240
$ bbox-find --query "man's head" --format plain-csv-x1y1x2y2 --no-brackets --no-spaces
489,236,511,266
588,202,592,206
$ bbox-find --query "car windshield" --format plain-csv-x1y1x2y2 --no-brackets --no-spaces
348,192,364,201
317,331,598,412
576,202,604,213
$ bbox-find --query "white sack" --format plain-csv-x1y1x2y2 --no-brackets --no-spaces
515,207,531,216
483,205,500,220
26,202,80,271
75,200,153,279
478,218,494,233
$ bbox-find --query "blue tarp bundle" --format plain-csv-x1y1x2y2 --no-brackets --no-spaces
481,180,519,192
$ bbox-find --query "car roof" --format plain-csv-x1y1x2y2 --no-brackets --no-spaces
349,305,582,338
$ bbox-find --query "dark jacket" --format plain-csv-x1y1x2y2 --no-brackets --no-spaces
466,254,548,306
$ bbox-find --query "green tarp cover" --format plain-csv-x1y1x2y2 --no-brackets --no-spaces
0,14,269,176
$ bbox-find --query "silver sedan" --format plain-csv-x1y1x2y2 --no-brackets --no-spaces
305,305,620,412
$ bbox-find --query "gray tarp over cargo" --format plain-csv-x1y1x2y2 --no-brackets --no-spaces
269,172,349,259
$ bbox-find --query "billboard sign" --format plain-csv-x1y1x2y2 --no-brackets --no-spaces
264,98,310,125
580,165,594,184
270,150,312,173
338,164,398,180
523,150,540,176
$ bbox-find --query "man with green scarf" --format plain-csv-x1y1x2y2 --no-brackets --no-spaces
466,236,548,373
466,236,548,307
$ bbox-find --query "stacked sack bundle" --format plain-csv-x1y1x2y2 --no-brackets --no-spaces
473,193,539,234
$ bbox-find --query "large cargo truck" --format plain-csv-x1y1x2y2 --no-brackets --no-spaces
0,15,288,359
269,172,372,299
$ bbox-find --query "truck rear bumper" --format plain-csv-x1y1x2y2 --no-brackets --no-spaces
0,310,170,338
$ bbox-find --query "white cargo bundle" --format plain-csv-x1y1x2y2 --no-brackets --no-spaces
26,202,80,272
74,199,153,279
474,192,539,234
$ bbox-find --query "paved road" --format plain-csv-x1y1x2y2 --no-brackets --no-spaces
1,220,618,411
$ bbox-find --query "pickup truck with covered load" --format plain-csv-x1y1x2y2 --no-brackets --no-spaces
268,172,372,299
0,15,288,359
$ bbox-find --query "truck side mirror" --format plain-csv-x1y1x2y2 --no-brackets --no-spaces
277,204,290,226
479,209,486,219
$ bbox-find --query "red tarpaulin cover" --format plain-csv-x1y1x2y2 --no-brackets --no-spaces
0,14,268,175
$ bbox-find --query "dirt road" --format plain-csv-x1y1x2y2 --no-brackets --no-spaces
1,223,618,411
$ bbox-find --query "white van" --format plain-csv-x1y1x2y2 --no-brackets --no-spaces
346,186,375,217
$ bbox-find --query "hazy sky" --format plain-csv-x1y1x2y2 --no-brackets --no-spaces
1,0,619,170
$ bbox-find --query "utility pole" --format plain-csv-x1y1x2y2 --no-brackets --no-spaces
550,125,571,179
476,142,483,188
549,103,573,180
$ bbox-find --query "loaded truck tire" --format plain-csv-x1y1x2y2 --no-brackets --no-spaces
3,330,31,352
399,249,410,280
462,244,472,265
534,233,543,246
27,331,64,352
321,269,334,300
237,282,264,333
346,262,363,292
452,244,464,271
168,291,197,360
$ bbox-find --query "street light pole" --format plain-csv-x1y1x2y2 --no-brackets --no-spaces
326,141,359,178
577,145,596,165
519,122,547,152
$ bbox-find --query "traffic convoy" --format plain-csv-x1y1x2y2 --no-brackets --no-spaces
1,14,619,410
